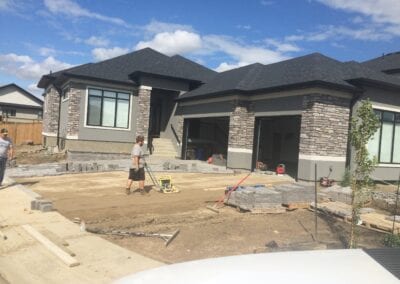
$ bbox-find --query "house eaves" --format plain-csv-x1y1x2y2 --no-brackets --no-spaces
177,80,360,102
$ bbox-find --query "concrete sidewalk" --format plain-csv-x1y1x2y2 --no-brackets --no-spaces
0,177,163,284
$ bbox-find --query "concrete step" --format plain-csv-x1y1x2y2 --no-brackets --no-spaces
151,138,177,157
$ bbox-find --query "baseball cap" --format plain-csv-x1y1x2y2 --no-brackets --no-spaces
0,128,8,134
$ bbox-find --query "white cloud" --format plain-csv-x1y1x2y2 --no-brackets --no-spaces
264,39,301,53
136,30,202,56
27,83,43,96
352,16,364,24
39,47,56,57
236,24,252,30
286,25,392,42
85,36,110,47
142,20,194,35
43,0,130,27
0,0,12,10
204,35,289,68
0,53,72,80
317,0,400,25
135,21,295,71
91,47,129,61
215,62,249,72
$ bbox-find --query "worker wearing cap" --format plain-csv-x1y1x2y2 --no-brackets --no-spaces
0,128,13,188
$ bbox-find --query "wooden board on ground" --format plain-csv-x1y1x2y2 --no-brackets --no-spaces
22,224,79,267
283,203,310,210
250,207,286,214
312,201,352,221
361,213,400,233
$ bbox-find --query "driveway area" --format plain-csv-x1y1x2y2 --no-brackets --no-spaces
15,171,386,264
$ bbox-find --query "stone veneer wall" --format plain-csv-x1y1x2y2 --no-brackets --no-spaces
175,115,184,144
67,87,82,137
300,94,351,157
135,86,151,140
43,86,60,135
228,101,255,150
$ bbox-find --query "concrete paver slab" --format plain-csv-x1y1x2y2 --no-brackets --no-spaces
0,180,163,283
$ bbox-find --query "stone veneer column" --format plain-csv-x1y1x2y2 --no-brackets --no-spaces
135,86,152,142
42,86,60,136
298,94,351,180
66,87,81,138
227,100,255,169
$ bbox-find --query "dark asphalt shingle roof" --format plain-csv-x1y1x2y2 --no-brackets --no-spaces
362,52,400,73
364,248,400,280
38,48,216,88
179,53,400,100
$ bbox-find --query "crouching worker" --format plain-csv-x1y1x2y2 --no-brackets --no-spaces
126,135,146,195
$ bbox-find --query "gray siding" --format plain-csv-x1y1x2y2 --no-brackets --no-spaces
139,76,191,92
253,95,304,113
176,101,233,116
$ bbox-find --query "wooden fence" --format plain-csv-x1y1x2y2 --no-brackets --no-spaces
0,122,43,145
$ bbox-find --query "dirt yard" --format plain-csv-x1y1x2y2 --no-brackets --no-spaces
15,172,386,264
14,145,65,165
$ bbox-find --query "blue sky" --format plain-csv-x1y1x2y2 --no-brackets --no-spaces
0,0,399,97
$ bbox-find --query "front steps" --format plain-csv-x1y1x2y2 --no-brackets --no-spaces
150,138,178,158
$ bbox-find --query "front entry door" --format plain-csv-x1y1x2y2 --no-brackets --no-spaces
149,102,162,138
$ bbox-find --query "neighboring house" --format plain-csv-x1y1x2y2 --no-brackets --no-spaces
37,48,400,181
0,83,43,122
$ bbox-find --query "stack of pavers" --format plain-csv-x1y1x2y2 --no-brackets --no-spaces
225,183,316,213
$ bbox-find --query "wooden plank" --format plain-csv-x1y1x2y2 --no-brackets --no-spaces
22,225,79,267
283,203,310,210
250,207,286,214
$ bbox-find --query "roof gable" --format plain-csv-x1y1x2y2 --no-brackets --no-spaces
0,84,43,107
38,48,217,88
179,53,400,100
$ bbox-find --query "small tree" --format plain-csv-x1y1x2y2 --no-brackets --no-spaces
349,99,380,248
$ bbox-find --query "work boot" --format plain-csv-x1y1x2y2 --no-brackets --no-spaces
125,188,131,195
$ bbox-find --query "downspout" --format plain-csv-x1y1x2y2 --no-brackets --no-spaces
55,85,62,150
345,93,361,168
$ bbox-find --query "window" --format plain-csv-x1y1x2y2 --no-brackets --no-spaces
368,109,400,164
87,88,130,128
2,109,16,117
62,87,70,101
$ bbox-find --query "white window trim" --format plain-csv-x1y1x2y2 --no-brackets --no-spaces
61,86,70,102
371,102,400,113
84,86,133,131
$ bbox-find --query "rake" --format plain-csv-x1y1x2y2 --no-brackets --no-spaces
206,172,251,213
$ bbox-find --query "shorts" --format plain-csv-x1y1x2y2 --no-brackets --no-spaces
129,167,145,181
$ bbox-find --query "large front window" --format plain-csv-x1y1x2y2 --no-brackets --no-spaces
367,109,400,164
87,88,130,128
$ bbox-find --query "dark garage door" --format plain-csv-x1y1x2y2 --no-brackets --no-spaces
182,117,229,162
253,116,301,178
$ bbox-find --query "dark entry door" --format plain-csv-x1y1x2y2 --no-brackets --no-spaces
149,103,162,137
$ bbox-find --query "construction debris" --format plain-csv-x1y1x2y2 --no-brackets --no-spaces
85,227,180,247
225,183,316,213
31,198,53,212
